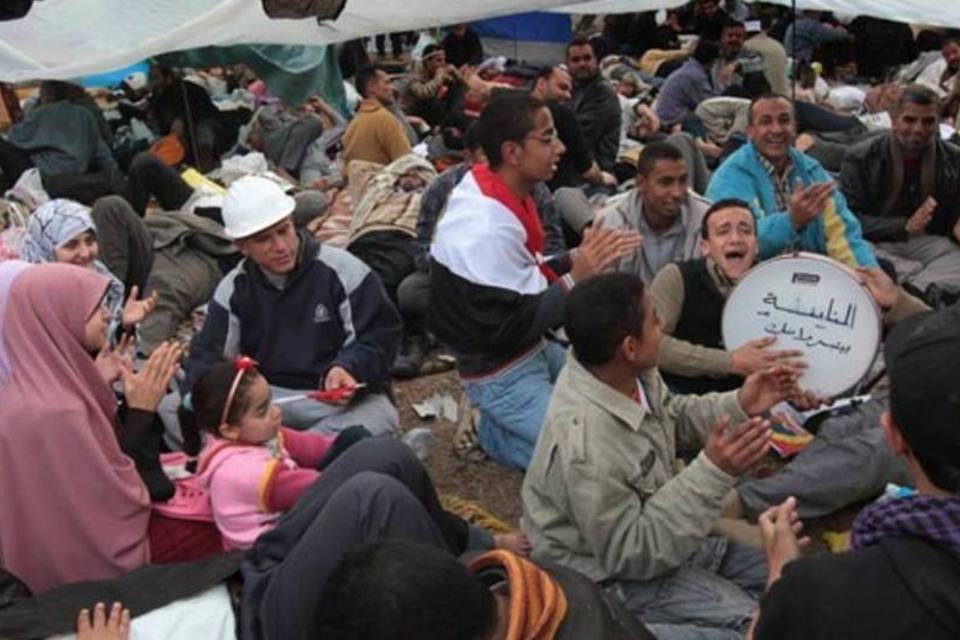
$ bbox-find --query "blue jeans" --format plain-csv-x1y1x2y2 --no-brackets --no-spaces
606,537,767,640
463,341,567,469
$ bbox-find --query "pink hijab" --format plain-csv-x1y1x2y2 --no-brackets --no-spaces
0,262,150,594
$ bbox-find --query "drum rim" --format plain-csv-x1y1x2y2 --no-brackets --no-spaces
720,251,882,398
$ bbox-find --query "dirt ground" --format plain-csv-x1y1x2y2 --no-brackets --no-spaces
394,370,526,528
393,369,863,548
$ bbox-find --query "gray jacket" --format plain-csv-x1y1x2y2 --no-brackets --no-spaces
600,189,710,285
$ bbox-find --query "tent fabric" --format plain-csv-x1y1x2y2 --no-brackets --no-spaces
1,0,958,83
157,44,347,108
472,12,573,66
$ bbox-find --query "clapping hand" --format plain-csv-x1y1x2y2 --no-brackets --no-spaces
121,341,182,412
738,365,800,416
94,334,135,384
121,286,158,329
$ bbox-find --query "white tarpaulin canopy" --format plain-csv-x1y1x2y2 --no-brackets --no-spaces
0,0,957,83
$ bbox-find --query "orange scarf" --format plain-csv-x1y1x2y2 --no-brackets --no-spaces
468,550,568,640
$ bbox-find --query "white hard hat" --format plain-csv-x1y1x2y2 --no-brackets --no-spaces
221,175,296,240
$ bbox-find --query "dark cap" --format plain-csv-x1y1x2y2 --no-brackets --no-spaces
884,305,960,467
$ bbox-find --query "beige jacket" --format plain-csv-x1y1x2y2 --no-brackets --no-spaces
522,354,747,583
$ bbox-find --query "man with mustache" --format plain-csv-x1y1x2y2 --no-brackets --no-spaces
707,95,877,270
841,84,960,306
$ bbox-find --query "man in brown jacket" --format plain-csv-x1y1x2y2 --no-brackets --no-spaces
342,66,412,168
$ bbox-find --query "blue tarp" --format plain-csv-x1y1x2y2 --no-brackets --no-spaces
471,12,572,44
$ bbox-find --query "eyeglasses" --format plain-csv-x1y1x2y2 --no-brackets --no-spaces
523,130,559,145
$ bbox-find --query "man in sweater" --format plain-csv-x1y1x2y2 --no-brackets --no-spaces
186,176,401,436
429,93,640,469
342,66,412,168
750,304,960,640
841,85,960,304
523,271,798,637
655,39,720,129
567,37,622,173
600,141,711,285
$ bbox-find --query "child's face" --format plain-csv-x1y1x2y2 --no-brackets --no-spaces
222,374,282,445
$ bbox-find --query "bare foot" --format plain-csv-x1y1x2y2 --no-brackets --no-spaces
493,531,532,557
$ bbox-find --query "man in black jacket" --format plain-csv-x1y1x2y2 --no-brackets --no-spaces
567,37,622,174
750,303,960,640
841,84,960,302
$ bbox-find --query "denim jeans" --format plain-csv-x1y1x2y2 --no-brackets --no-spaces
606,537,767,640
463,341,567,469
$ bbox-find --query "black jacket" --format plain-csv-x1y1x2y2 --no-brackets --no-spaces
571,75,622,172
755,536,960,640
840,131,960,243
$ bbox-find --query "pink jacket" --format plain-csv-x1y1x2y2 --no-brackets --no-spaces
197,428,334,550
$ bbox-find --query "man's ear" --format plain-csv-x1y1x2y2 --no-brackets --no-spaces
501,140,521,168
234,238,250,257
635,172,648,192
881,411,909,456
699,237,711,257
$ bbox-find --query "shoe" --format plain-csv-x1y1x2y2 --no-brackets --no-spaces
391,333,428,379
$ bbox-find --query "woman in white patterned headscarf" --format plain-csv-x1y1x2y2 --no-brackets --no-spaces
21,199,155,338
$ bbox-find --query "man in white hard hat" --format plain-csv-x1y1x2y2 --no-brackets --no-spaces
185,175,402,435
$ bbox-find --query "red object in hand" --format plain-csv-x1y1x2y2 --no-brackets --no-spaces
307,387,356,403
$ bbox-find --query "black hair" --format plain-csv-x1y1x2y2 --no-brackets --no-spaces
315,539,495,640
191,361,259,436
944,34,960,49
747,93,793,124
463,120,482,152
897,84,941,111
721,17,746,34
566,35,595,59
565,272,647,367
534,64,559,83
477,92,546,168
700,198,755,239
741,72,772,100
354,65,383,98
693,39,721,67
637,140,684,177
423,44,443,58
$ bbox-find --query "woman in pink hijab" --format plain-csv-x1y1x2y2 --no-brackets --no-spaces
0,261,183,594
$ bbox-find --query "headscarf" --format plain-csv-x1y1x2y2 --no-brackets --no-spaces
0,262,150,594
21,199,125,328
0,261,28,393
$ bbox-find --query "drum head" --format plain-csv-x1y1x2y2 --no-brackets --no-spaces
721,253,881,397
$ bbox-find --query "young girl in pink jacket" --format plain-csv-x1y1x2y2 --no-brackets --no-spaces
191,357,366,550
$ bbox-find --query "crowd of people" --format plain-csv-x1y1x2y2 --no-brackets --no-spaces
1,2,960,638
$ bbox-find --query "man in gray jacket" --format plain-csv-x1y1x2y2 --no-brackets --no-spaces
600,141,710,285
523,272,797,638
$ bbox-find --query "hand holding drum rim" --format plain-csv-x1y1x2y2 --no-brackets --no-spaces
730,336,807,377
788,180,834,230
704,414,772,477
569,226,643,282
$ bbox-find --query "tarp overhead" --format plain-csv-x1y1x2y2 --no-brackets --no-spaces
0,0,957,83
557,0,960,27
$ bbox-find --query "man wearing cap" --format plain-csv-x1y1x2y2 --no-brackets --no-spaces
401,45,466,129
748,304,960,639
186,176,402,436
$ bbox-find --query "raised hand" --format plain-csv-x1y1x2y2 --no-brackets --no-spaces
704,415,772,477
758,496,810,586
121,286,158,329
788,180,833,230
738,365,800,416
905,196,937,235
94,333,135,384
570,226,643,282
730,336,806,377
121,341,182,412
